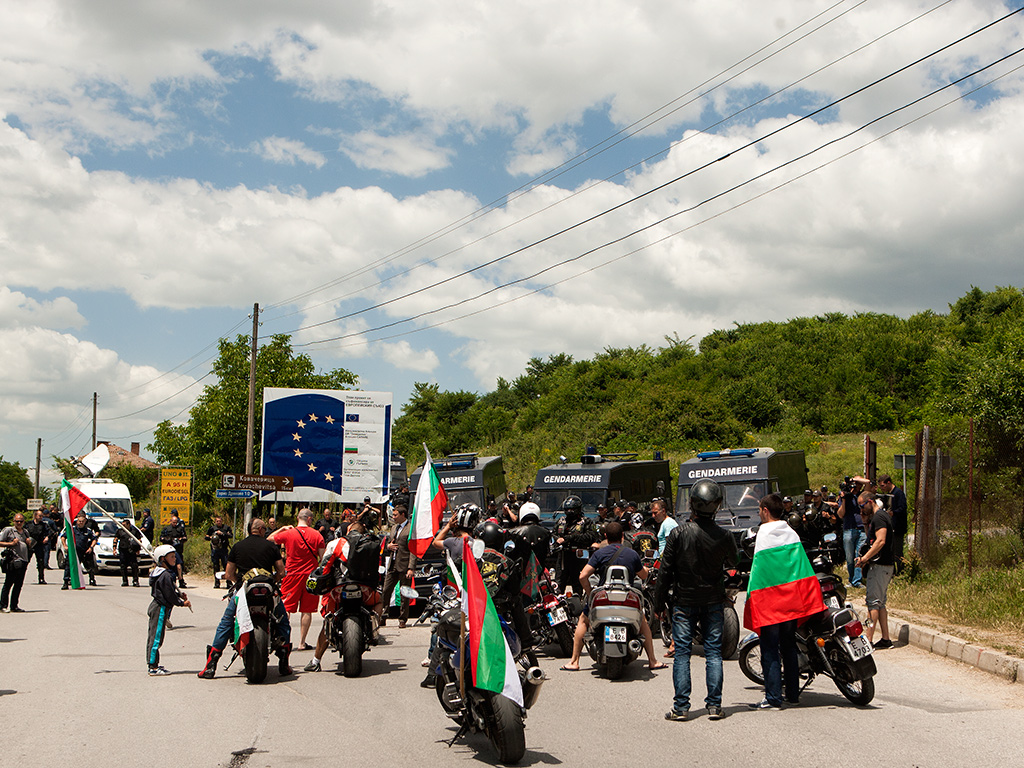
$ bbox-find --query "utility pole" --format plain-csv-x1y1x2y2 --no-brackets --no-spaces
92,392,98,449
243,302,259,532
34,438,41,497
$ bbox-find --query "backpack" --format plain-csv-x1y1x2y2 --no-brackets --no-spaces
344,532,383,588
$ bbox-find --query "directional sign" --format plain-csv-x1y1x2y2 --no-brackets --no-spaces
221,473,293,492
215,489,255,499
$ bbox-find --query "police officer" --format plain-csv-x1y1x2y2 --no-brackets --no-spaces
160,512,188,588
62,511,97,588
205,515,233,589
553,496,596,594
113,516,144,587
140,508,155,543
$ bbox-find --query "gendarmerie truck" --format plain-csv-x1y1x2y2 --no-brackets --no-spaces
532,453,673,524
389,451,407,491
408,453,507,510
676,447,809,533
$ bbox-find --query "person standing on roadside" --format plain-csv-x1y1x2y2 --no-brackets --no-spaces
26,509,51,584
314,507,341,543
269,508,326,651
113,516,144,587
63,511,97,588
205,515,233,589
140,508,155,543
146,544,191,676
656,481,738,721
380,505,416,628
1,514,32,611
877,475,907,573
856,492,895,649
160,512,188,588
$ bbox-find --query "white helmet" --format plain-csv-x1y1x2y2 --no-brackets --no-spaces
153,544,176,563
519,502,541,525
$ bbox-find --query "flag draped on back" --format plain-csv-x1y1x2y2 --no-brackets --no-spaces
462,538,523,706
59,479,88,590
743,520,825,633
408,445,447,558
233,589,254,650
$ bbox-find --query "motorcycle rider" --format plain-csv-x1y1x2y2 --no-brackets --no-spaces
476,520,534,649
198,518,292,679
506,502,551,566
553,496,596,593
560,521,666,672
655,479,738,721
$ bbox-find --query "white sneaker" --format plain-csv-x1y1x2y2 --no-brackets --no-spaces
304,659,321,672
421,657,431,667
148,666,171,677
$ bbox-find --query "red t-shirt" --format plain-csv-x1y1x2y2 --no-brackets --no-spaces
276,525,325,576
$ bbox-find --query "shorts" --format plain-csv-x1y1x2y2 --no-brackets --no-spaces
281,572,319,613
865,564,894,609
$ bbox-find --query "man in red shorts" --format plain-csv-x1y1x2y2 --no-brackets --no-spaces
269,508,326,651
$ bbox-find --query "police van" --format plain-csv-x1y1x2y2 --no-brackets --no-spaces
676,447,809,533
408,453,507,512
532,453,673,526
389,451,407,491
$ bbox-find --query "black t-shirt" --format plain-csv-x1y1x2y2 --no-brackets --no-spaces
587,543,643,584
227,535,282,582
115,524,142,554
868,509,895,566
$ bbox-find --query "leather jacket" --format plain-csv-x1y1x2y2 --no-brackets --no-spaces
655,517,738,610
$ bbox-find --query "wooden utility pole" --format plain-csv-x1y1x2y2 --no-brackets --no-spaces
34,438,41,497
92,392,98,449
243,302,259,532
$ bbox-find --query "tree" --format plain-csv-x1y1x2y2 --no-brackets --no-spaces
149,334,357,502
0,457,34,528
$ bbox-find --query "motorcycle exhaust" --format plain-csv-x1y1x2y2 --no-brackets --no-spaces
521,666,546,710
628,639,643,656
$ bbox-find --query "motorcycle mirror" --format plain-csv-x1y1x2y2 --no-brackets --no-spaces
441,585,459,600
399,585,419,600
215,571,226,580
471,538,485,560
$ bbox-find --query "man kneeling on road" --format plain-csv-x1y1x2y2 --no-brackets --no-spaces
560,521,666,672
198,518,292,679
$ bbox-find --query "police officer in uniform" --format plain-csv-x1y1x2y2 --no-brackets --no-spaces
205,515,233,589
113,517,144,587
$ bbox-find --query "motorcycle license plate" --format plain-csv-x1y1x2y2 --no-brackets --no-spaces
548,607,568,626
847,634,873,660
605,625,627,643
826,595,841,610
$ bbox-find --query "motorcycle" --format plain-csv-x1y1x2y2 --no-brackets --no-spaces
656,566,744,660
425,583,544,765
526,568,581,657
235,575,287,684
323,578,381,678
737,535,876,705
584,564,645,680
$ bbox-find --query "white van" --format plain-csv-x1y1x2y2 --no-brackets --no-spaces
60,478,153,573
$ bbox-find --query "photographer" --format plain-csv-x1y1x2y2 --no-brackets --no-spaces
205,515,233,589
838,476,869,587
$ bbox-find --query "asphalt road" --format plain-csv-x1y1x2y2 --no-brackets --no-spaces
3,572,1022,768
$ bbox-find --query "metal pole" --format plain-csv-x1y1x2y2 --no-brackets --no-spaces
968,418,974,576
243,302,259,533
34,437,41,497
92,392,98,449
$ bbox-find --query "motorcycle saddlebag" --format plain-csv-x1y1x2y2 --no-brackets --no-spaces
345,532,383,589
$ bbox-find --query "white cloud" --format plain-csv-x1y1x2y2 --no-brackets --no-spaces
379,340,439,373
252,136,326,168
0,287,84,330
340,131,453,177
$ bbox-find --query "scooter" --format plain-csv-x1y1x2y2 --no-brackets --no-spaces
584,564,645,680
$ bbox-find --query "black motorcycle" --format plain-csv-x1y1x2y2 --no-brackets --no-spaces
236,575,286,684
526,568,581,657
424,584,544,765
654,561,743,660
737,535,876,705
324,579,379,677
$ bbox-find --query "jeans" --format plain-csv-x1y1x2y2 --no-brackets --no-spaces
1,561,27,610
760,619,799,706
669,602,724,712
212,591,291,651
843,528,866,586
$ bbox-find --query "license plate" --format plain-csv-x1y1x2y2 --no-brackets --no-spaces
826,595,841,610
605,625,627,643
848,634,873,660
548,607,568,626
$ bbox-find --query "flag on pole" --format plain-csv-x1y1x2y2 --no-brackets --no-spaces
743,519,825,633
461,538,523,706
408,445,447,558
233,588,254,650
59,479,88,590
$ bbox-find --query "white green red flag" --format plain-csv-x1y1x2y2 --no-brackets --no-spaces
233,588,254,650
59,479,88,590
461,538,523,706
743,520,825,633
409,445,447,558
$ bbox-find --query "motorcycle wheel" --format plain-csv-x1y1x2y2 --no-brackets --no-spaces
660,615,673,649
604,656,624,680
435,671,461,714
721,605,740,660
244,626,269,684
738,639,765,686
484,690,526,765
554,623,574,658
57,549,66,569
341,616,363,678
829,649,875,706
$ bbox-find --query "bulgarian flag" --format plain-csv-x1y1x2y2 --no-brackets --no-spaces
743,520,825,633
408,445,447,558
233,588,254,650
59,479,88,590
462,538,523,707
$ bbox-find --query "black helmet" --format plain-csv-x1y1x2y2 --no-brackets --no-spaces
477,521,505,550
689,479,723,518
562,495,583,517
455,503,480,531
786,511,803,531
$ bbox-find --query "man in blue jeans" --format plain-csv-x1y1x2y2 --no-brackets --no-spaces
838,482,866,586
655,480,738,721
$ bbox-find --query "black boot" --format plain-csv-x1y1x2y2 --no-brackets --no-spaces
214,577,220,589
198,646,223,679
89,576,97,586
277,643,293,676
420,672,437,689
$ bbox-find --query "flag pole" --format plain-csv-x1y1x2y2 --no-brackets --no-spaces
84,497,154,554
460,594,467,702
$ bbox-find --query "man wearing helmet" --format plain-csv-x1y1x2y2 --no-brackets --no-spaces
506,502,551,566
431,503,481,567
146,545,191,676
553,495,597,593
656,479,738,721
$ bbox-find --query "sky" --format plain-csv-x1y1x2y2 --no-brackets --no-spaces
2,0,1023,490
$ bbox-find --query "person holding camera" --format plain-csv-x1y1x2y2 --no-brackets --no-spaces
838,477,866,587
205,515,234,589
855,492,894,649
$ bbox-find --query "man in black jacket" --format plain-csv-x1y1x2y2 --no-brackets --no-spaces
655,479,738,722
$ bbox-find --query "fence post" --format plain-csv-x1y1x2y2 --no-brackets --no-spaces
968,418,974,577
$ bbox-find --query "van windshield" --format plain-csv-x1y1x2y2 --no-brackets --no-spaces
676,481,766,520
533,490,605,520
89,498,134,517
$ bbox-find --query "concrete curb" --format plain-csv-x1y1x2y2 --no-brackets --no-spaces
887,616,1024,685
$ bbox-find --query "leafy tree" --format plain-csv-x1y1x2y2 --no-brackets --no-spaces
0,457,34,528
149,334,357,502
